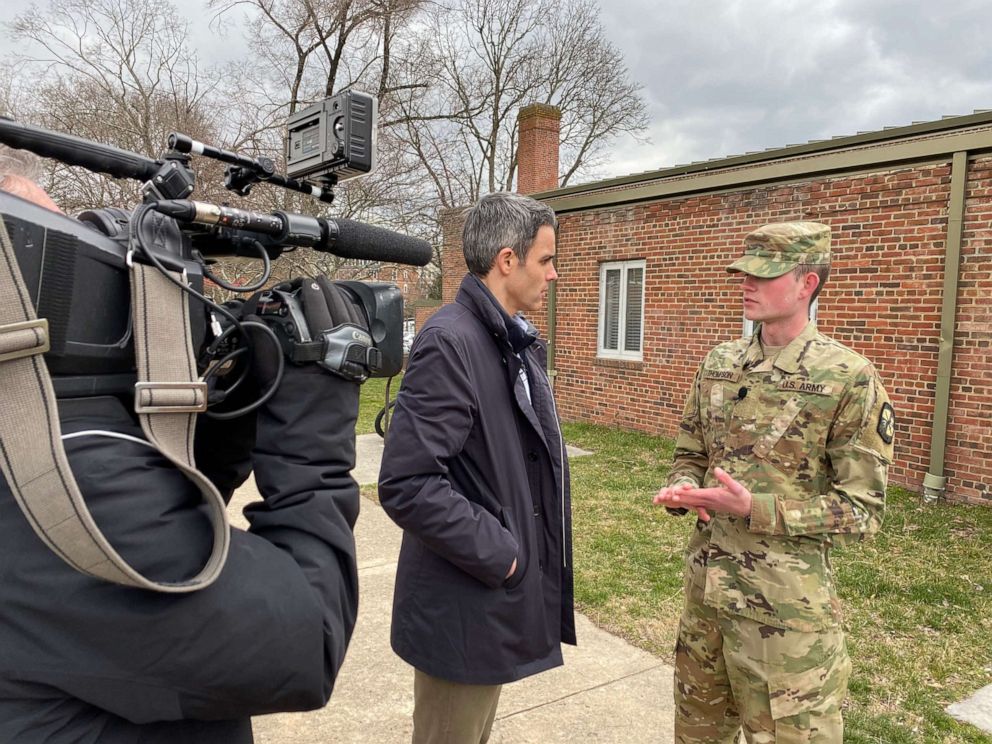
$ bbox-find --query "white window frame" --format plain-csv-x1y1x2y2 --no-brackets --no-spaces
598,260,645,361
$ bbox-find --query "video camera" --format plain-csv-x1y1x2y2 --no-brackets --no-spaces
0,89,431,408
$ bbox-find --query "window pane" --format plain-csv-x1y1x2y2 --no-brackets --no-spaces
624,267,643,352
602,269,620,350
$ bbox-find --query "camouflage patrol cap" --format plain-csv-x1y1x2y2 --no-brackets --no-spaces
727,221,831,278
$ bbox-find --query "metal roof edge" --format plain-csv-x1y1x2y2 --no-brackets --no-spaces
532,110,992,203
541,127,992,214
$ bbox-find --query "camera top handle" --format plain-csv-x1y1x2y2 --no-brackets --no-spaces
0,116,196,201
0,118,334,206
0,116,159,182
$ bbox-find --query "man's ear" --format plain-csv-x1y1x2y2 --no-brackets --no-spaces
494,247,517,277
800,271,820,300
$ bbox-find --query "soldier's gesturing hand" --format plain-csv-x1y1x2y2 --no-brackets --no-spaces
653,482,711,522
653,467,753,521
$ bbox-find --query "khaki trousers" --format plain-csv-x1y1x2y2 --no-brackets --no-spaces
674,590,851,744
412,669,503,744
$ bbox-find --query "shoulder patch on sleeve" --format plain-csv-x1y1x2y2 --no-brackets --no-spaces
877,402,895,445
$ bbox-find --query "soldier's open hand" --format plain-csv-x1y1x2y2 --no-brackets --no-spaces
653,482,712,522
654,467,753,521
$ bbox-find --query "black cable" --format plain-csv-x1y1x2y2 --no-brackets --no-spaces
129,202,285,418
205,321,284,420
200,345,249,401
201,314,243,359
375,376,396,438
384,375,393,433
130,203,245,335
198,239,271,292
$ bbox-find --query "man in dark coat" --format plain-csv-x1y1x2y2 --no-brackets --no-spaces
0,151,361,743
379,191,576,744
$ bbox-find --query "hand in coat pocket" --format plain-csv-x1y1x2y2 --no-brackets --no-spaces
505,557,517,579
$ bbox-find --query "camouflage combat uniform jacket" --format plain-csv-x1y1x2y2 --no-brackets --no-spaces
670,321,894,633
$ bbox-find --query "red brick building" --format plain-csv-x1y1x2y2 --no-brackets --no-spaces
440,108,992,505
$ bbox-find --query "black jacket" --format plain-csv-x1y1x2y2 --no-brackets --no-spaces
0,364,361,743
379,274,575,685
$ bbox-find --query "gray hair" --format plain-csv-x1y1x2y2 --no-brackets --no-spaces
0,143,43,188
462,192,556,275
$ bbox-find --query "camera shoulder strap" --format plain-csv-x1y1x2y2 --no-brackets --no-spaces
0,218,230,593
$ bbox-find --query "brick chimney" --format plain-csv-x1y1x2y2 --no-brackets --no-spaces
440,206,468,304
516,103,561,194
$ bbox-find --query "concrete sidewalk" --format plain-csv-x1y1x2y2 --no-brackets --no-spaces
229,434,675,743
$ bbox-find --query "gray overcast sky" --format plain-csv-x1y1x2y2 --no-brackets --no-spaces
2,0,990,185
596,0,992,180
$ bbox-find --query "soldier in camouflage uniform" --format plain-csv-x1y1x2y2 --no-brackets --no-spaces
654,222,894,743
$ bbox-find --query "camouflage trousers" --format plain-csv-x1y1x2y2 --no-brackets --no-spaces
674,587,851,743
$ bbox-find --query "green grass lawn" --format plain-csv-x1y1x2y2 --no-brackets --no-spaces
562,421,992,744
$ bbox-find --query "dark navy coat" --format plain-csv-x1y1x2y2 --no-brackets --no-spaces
379,274,575,685
0,364,361,743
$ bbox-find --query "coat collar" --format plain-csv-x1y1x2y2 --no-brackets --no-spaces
456,274,539,354
744,320,818,375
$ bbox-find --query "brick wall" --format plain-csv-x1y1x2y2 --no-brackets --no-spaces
947,158,992,501
552,157,992,504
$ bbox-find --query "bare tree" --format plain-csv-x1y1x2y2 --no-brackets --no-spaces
0,60,33,120
7,0,222,211
391,0,648,206
207,0,423,117
542,2,649,184
9,0,221,152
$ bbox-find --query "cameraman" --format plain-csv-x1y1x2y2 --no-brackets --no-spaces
0,144,361,743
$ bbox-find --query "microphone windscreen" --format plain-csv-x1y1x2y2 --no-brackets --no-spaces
327,219,433,267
